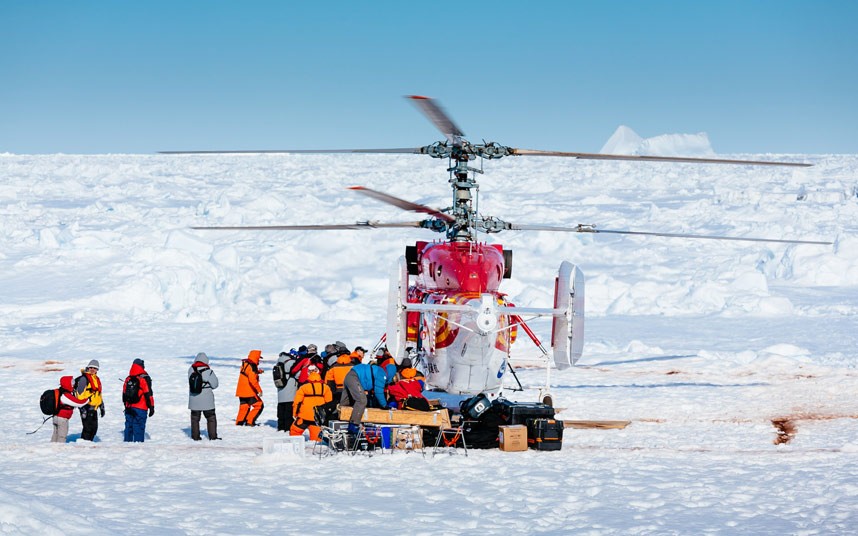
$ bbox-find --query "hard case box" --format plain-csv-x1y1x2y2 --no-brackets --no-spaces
526,418,563,451
493,399,555,426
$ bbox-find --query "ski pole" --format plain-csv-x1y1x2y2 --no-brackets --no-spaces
26,416,51,435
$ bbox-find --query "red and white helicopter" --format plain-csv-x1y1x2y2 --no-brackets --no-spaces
166,96,827,404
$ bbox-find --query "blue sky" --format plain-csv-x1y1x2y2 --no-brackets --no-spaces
2,1,856,154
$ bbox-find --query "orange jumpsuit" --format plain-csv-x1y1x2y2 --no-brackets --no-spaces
324,354,354,397
235,350,264,426
290,371,332,440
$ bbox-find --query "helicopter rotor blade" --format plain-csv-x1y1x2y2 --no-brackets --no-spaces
508,149,811,167
191,221,426,231
406,95,465,144
507,223,832,245
349,186,456,223
160,148,422,155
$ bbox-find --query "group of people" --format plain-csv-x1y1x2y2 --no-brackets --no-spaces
45,341,430,444
242,341,431,441
48,358,154,443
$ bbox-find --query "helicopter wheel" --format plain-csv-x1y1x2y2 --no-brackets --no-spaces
540,392,553,407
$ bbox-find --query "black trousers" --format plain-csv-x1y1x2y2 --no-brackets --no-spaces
79,406,99,441
277,401,294,431
190,409,218,440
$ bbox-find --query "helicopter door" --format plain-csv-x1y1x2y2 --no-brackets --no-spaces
386,256,409,364
551,261,585,369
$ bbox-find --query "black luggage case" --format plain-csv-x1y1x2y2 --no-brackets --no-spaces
493,398,555,425
526,418,563,450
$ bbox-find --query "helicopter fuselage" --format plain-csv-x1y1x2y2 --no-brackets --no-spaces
404,241,517,395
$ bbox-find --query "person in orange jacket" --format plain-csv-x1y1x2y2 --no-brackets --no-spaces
324,352,354,400
235,350,264,426
290,366,332,441
375,347,395,369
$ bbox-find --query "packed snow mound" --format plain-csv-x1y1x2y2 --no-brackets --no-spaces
601,125,716,157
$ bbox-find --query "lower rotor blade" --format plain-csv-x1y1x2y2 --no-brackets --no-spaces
349,186,456,223
508,224,831,245
509,149,812,167
192,221,424,231
160,148,421,155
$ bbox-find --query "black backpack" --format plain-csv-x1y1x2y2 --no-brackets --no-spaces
123,375,142,404
189,367,205,394
40,388,61,416
272,361,288,389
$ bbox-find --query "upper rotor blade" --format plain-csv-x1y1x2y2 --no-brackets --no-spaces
160,148,422,155
508,223,832,245
508,149,812,167
349,186,456,223
191,221,425,231
406,95,465,144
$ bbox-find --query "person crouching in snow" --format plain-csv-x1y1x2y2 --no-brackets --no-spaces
235,350,264,426
290,365,332,441
188,352,220,440
74,359,105,441
123,358,154,442
52,375,87,443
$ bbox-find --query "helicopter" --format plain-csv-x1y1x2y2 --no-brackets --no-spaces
164,96,829,404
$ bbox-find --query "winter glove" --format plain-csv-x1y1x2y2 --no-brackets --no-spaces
100,405,105,418
148,407,155,417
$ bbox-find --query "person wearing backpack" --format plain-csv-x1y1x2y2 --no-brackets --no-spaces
273,350,300,432
123,358,154,442
50,375,88,443
74,359,104,441
235,350,264,426
188,352,219,441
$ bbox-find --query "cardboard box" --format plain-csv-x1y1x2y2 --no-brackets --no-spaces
393,425,423,450
499,425,527,452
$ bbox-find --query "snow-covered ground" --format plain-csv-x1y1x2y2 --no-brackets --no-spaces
1,150,857,534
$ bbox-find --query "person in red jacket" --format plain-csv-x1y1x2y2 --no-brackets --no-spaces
51,375,87,443
235,350,264,426
123,358,154,442
386,365,430,411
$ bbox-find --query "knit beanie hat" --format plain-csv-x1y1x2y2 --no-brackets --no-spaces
86,359,100,370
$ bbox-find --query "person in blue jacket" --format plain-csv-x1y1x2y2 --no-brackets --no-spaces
340,362,397,433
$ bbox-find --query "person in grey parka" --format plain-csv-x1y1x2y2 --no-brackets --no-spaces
188,352,220,440
275,350,302,432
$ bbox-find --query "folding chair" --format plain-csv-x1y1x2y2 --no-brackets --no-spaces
432,425,468,457
314,426,350,458
351,424,386,456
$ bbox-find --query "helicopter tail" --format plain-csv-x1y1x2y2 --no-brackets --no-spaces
551,261,585,369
